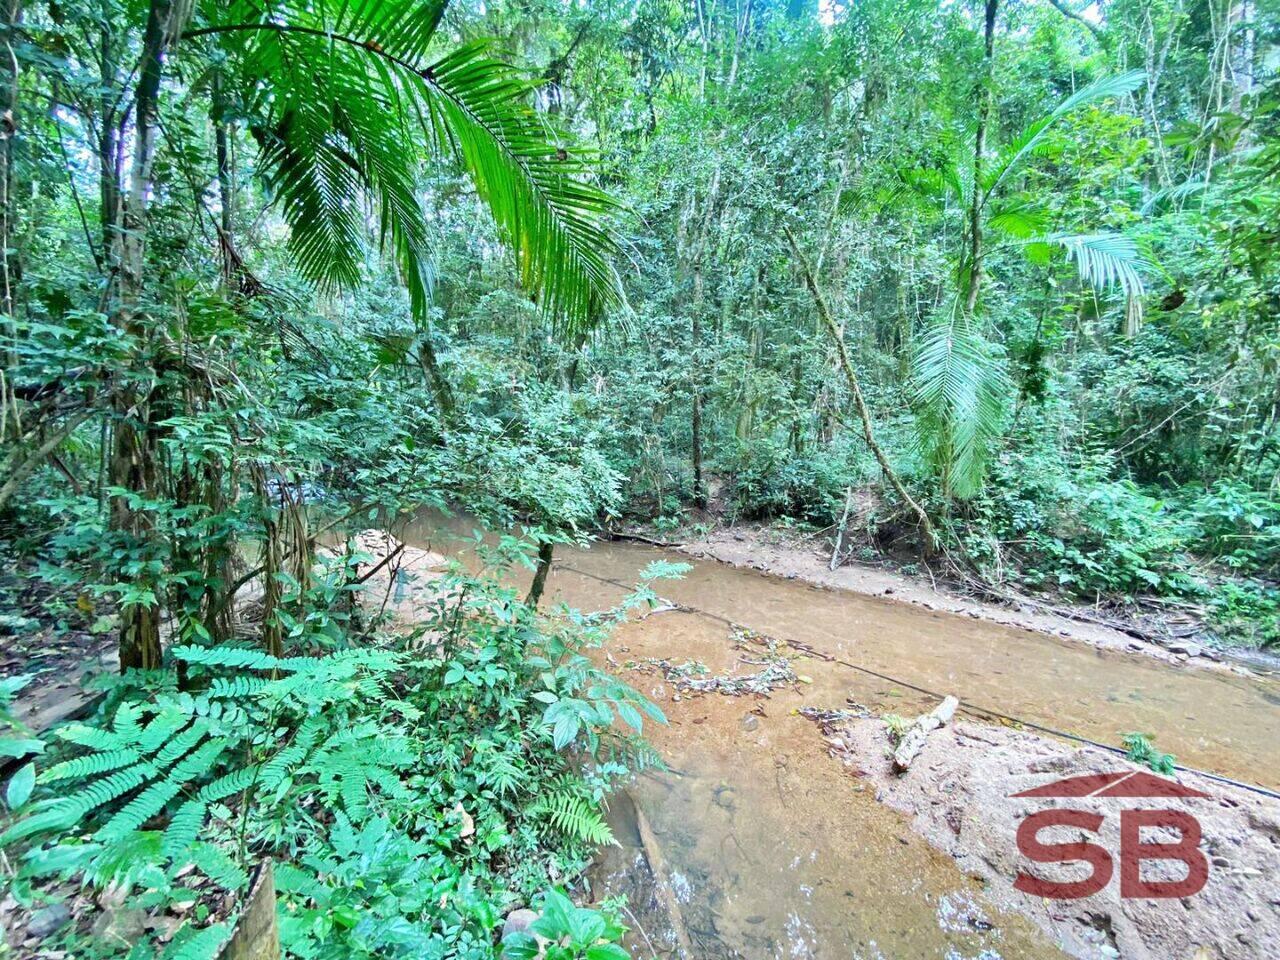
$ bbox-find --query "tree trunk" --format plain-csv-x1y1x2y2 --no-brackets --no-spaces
418,335,455,417
691,300,705,509
526,540,555,609
964,0,999,316
111,0,189,672
1,0,22,414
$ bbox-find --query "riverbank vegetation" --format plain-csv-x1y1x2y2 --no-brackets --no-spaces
1,0,1278,956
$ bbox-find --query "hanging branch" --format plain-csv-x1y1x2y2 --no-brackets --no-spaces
784,225,938,548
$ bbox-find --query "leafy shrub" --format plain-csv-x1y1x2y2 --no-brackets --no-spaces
1122,732,1176,775
964,443,1195,598
1207,579,1280,648
727,435,871,524
501,888,629,960
1183,480,1280,576
0,555,661,959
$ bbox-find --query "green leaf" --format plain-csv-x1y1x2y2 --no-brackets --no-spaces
586,945,631,960
6,762,35,810
501,931,540,960
567,908,606,945
0,739,44,759
552,714,580,751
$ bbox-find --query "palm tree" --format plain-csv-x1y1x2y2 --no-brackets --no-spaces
906,70,1148,498
110,0,622,668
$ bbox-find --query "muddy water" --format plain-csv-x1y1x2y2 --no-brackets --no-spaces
537,541,1280,790
398,519,1280,958
586,612,1069,960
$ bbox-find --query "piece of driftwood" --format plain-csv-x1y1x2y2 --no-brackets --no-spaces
892,695,959,772
218,860,280,960
630,793,694,959
638,598,680,620
608,531,682,549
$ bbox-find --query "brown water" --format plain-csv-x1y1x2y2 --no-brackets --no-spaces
398,518,1280,958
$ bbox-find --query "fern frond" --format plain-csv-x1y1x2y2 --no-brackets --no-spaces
160,921,232,960
171,645,283,671
208,676,272,700
39,749,140,784
529,793,614,846
153,723,209,770
191,842,249,892
54,724,131,752
198,766,258,803
95,778,186,843
162,799,207,860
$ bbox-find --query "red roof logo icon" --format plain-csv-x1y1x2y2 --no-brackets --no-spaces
1011,771,1209,799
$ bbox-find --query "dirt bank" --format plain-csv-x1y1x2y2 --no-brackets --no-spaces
674,524,1269,677
816,713,1280,960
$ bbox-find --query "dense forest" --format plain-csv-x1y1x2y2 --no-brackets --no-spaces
0,0,1277,957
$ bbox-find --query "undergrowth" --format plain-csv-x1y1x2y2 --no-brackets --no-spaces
0,546,680,959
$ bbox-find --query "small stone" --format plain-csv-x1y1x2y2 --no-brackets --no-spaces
92,908,147,947
27,904,71,940
740,714,759,732
1099,946,1120,959
501,909,539,942
1168,641,1203,657
714,786,737,811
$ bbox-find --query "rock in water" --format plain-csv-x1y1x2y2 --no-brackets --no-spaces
27,904,71,940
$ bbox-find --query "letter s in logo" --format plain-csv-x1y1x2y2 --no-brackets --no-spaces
1014,809,1112,899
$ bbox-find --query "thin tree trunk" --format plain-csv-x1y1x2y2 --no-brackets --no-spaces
965,0,999,316
0,411,92,510
785,226,938,547
418,335,455,417
1,0,22,425
526,540,555,609
691,303,705,509
687,162,721,511
111,0,189,672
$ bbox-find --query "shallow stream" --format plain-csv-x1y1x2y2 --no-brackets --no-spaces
399,519,1280,959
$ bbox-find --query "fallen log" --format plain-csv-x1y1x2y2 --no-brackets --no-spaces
608,531,683,549
893,695,959,772
630,792,695,959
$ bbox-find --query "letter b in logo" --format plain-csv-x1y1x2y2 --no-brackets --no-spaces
1119,808,1208,898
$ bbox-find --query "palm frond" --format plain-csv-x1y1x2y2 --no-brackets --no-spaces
985,71,1146,198
415,41,622,331
197,0,620,333
1140,177,1208,215
911,307,1010,499
987,199,1048,239
1039,232,1146,297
